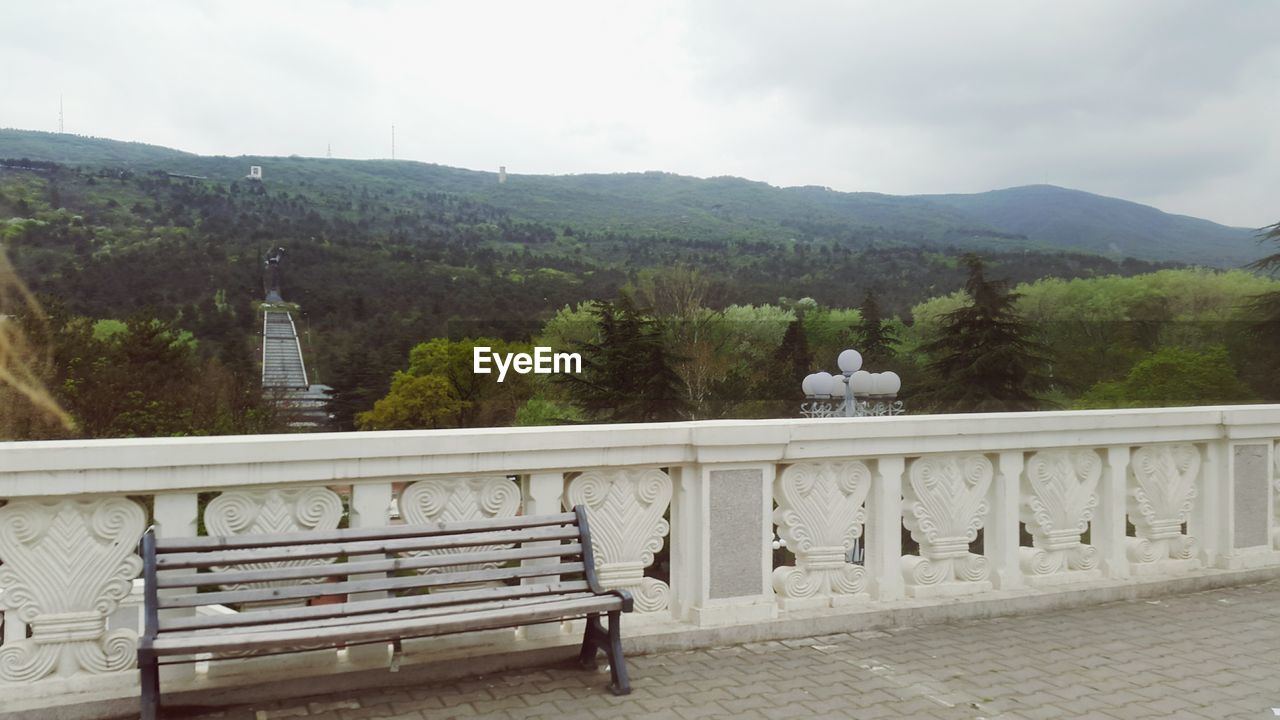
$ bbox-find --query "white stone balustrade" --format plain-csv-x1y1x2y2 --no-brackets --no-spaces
2,406,1280,717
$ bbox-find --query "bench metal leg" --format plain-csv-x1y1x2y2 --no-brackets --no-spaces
579,613,603,669
604,610,630,696
139,650,160,720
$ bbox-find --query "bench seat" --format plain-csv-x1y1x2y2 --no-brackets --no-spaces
138,505,633,719
150,592,626,655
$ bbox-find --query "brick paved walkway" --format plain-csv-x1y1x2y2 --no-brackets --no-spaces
197,580,1280,720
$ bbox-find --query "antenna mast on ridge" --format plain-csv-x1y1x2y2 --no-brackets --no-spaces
391,124,396,160
58,95,64,133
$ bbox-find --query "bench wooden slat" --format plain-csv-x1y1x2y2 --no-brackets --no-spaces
155,525,581,569
153,511,577,552
156,542,583,588
163,592,600,639
159,561,587,609
151,595,623,655
159,580,593,632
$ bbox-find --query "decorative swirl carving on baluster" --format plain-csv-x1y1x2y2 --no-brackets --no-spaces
828,564,867,596
634,577,671,613
399,476,521,575
1125,536,1158,563
902,555,948,586
0,497,146,681
0,642,58,683
204,488,343,590
76,629,138,674
1127,445,1200,565
1069,544,1099,572
771,461,872,603
772,566,821,599
1019,547,1065,576
566,468,672,612
1170,535,1198,560
955,553,989,582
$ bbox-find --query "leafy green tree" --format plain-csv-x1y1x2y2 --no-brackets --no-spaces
358,337,533,430
512,396,585,426
562,296,687,423
1075,346,1255,409
918,255,1053,412
852,288,898,366
356,373,462,429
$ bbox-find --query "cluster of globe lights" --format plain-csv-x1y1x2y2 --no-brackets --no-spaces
800,349,904,418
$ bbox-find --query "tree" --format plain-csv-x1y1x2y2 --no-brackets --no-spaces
562,296,687,423
1247,222,1280,342
356,373,462,430
744,314,814,418
918,255,1053,412
852,288,898,366
1075,346,1254,409
357,337,533,430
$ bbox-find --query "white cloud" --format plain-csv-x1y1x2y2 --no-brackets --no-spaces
1,0,1275,226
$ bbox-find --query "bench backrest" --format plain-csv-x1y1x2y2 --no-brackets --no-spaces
141,506,600,638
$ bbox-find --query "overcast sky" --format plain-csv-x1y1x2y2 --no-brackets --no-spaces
3,1,1277,227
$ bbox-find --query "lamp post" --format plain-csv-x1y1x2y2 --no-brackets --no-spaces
800,349,904,418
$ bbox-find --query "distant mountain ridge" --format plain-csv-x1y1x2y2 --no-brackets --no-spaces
0,128,1261,267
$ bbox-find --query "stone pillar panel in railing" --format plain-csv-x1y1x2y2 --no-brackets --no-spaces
901,454,992,598
1126,444,1201,575
565,468,671,613
772,461,871,608
205,487,344,589
1231,444,1271,550
399,476,520,575
1019,450,1101,585
0,498,145,683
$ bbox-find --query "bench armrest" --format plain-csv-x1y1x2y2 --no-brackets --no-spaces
611,588,635,613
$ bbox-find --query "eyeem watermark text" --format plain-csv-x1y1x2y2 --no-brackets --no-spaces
473,346,582,382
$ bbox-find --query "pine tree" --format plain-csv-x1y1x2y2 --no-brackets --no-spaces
852,288,898,366
564,296,688,422
918,255,1053,412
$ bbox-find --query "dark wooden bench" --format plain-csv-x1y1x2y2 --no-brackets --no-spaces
138,505,633,720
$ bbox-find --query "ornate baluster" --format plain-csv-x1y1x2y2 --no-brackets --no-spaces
772,461,871,608
1126,444,1202,575
901,454,993,597
202,487,344,674
768,458,870,604
0,498,145,682
204,487,344,590
1019,450,1102,585
398,476,520,579
565,468,672,613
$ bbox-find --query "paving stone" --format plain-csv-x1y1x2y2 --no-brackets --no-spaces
188,579,1280,720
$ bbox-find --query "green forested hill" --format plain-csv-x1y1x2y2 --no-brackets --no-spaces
919,185,1258,267
1,129,1260,266
0,128,1234,430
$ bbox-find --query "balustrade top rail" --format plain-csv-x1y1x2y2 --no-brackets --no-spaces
3,405,1280,497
